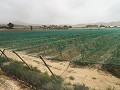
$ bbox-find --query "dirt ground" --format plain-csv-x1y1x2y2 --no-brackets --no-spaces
0,74,29,90
0,48,120,90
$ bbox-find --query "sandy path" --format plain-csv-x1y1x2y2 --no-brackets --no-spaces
0,48,120,90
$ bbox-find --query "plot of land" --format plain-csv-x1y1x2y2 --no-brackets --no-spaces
0,29,120,89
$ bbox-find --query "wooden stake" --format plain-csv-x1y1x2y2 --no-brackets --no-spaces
39,56,57,80
0,49,5,56
0,49,12,62
13,51,30,68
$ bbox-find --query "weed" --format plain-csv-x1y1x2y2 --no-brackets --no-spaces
1,61,51,89
69,76,74,80
73,84,89,90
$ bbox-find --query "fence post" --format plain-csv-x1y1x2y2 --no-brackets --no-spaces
0,49,12,62
39,56,60,90
39,56,57,80
13,51,30,68
0,49,5,57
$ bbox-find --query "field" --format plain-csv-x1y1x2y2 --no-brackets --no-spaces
0,29,120,65
0,28,120,89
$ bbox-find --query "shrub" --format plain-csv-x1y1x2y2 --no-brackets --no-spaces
102,64,120,78
51,75,64,90
73,84,89,90
106,85,115,90
1,61,51,89
72,60,95,66
0,56,9,66
102,59,120,78
7,22,14,29
1,61,64,89
69,76,74,80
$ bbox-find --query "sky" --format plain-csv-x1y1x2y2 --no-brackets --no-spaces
0,0,120,25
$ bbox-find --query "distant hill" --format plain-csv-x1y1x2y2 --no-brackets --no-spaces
73,21,120,27
0,21,42,26
12,21,42,26
1,21,120,27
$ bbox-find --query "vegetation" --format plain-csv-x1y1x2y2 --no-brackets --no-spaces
73,84,89,90
106,85,115,90
0,23,14,29
86,25,98,28
38,25,72,30
0,56,90,90
7,22,14,29
101,44,120,78
1,61,50,89
0,56,63,89
0,56,9,66
0,29,120,78
69,76,75,80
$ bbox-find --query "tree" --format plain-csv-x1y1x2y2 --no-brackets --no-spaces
63,25,68,29
29,25,33,30
69,26,72,28
7,22,14,29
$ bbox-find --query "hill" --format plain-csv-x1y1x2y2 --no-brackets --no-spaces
73,21,120,27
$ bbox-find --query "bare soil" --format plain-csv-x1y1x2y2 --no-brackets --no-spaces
0,75,29,90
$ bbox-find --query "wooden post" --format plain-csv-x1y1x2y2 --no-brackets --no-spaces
0,49,5,56
0,49,12,62
13,51,30,68
39,56,57,80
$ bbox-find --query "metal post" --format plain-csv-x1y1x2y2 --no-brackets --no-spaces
13,51,30,68
39,56,57,80
0,49,12,62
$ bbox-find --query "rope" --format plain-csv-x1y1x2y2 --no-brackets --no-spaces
60,61,71,76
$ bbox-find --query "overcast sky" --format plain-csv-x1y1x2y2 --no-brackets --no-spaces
0,0,120,25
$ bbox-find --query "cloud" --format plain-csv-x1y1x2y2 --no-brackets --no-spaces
0,0,120,24
107,0,120,22
67,0,88,9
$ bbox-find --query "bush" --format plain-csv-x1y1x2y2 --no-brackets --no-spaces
73,84,89,90
1,61,64,89
69,76,74,80
0,56,9,66
1,61,51,89
51,75,64,90
72,60,95,66
102,64,120,78
102,59,120,78
106,85,115,90
7,22,14,29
